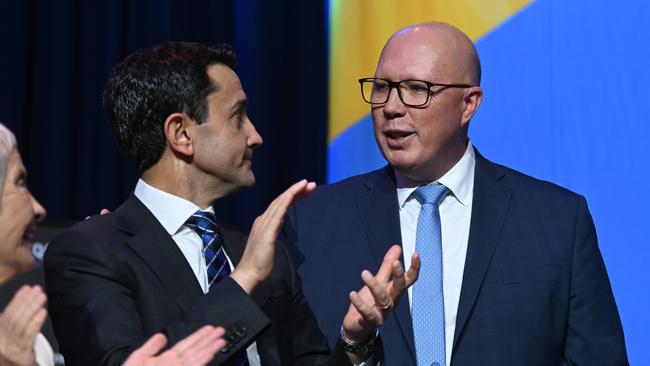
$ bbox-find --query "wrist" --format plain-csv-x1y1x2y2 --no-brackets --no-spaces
339,325,378,361
230,268,260,294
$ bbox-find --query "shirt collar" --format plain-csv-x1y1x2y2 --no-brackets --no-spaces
134,179,215,235
396,141,476,208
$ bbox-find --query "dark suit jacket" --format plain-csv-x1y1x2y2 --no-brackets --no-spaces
43,195,352,366
282,150,628,365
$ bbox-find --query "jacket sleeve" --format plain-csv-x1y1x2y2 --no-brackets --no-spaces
44,227,269,366
562,196,628,365
280,206,381,366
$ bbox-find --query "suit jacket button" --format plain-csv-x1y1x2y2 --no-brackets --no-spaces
221,343,231,353
235,325,246,338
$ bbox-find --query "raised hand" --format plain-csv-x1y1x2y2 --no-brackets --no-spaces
342,245,420,343
231,179,316,294
0,285,47,366
122,326,226,366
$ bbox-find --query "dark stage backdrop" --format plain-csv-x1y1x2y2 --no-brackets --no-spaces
0,0,327,227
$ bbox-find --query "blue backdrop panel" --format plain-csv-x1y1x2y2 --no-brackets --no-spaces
328,114,384,181
472,1,649,364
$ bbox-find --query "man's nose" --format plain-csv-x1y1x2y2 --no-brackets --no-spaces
382,86,406,117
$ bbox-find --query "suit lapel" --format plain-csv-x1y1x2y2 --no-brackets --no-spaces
356,167,416,356
452,151,512,352
219,223,246,266
117,196,204,313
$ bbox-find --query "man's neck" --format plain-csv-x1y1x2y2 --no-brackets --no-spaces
395,140,472,186
140,165,228,209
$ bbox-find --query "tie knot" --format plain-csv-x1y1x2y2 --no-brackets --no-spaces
413,184,448,206
185,210,219,235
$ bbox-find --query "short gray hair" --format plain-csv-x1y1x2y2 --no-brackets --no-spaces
0,123,17,193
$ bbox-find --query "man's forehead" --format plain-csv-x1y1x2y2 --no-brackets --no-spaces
208,64,242,88
376,29,467,80
207,64,246,102
376,43,442,79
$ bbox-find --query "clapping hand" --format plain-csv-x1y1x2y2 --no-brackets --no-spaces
122,326,226,366
341,245,420,361
0,285,47,366
231,179,316,294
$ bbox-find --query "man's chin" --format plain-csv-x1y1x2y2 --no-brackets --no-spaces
231,173,256,192
390,162,432,184
243,171,256,187
386,155,417,173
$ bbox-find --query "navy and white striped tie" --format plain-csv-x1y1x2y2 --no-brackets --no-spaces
186,210,249,366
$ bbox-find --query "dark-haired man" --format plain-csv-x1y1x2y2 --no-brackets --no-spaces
44,42,417,366
283,22,628,365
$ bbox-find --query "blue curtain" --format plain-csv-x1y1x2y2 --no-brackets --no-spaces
0,0,327,226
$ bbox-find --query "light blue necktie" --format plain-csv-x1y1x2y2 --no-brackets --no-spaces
412,183,448,366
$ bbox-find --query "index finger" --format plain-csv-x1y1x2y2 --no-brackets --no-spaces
404,252,421,288
181,327,226,366
376,245,402,282
122,333,167,365
388,260,406,298
263,180,316,220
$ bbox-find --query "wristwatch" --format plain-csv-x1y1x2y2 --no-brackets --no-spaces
338,326,378,360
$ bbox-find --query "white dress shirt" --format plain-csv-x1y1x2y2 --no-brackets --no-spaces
33,333,54,366
134,179,262,366
396,142,475,366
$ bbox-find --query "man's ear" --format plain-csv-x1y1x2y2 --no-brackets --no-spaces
163,113,195,158
460,86,483,126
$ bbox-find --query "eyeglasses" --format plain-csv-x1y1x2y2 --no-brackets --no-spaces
358,78,474,107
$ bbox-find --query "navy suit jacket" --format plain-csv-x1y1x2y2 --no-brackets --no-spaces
44,195,351,366
282,150,627,365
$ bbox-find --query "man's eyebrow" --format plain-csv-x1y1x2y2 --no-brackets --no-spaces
229,99,247,115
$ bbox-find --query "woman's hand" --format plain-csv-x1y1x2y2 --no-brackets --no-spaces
0,285,47,366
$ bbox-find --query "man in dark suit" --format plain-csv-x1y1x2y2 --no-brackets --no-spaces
282,22,628,365
44,42,418,366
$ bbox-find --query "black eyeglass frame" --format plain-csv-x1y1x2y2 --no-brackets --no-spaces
358,77,475,107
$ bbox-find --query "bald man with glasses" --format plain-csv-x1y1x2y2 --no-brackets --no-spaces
282,22,627,366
